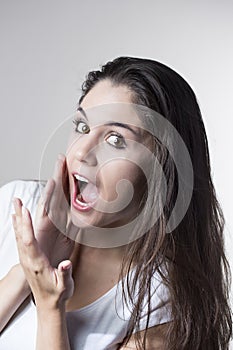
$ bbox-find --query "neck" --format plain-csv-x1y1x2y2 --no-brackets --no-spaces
69,241,130,271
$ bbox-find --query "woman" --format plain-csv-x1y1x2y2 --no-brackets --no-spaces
0,56,232,349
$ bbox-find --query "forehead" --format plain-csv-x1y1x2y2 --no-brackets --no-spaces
79,80,143,128
81,79,133,107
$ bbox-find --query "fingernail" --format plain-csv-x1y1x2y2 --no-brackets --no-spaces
61,261,72,271
58,153,65,161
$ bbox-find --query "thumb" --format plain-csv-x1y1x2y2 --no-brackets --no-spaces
58,259,72,275
58,260,72,271
57,260,74,299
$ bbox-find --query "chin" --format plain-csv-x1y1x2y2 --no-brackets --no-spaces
70,209,101,229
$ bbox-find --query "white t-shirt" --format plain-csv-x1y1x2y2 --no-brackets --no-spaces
0,180,172,350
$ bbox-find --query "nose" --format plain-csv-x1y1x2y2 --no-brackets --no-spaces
70,134,97,166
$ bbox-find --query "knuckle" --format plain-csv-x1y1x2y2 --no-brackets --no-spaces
24,219,32,228
15,233,21,242
22,236,34,247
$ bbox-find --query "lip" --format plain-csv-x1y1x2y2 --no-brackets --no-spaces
71,172,98,212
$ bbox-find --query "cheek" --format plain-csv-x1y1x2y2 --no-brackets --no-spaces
99,161,146,201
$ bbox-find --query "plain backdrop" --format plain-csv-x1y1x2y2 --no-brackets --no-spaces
0,0,232,345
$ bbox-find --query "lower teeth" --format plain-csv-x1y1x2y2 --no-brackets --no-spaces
76,194,89,206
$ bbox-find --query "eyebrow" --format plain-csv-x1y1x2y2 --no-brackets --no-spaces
77,106,88,119
77,106,139,136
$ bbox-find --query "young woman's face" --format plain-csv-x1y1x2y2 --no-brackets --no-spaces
66,79,152,229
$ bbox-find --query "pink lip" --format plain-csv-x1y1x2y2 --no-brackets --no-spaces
71,173,98,212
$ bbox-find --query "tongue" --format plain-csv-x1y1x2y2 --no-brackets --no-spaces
80,182,99,203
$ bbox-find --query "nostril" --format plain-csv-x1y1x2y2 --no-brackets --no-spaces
67,135,98,166
75,148,97,166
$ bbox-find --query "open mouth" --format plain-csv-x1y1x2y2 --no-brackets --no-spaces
72,173,99,211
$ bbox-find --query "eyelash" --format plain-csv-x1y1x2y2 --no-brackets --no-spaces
72,119,89,134
72,119,126,149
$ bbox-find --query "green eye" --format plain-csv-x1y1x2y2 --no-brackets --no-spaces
73,120,90,134
106,134,126,148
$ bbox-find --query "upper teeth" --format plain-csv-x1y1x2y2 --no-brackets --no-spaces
74,174,89,183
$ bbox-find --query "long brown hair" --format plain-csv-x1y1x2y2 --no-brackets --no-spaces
78,57,232,349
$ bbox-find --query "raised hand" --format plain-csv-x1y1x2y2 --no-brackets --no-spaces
34,154,74,267
12,200,74,309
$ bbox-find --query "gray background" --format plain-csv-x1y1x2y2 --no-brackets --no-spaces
0,0,232,341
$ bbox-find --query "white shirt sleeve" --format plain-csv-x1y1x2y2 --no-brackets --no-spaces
0,180,42,278
118,266,173,333
136,274,173,331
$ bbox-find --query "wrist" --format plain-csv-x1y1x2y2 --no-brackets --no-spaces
36,302,70,350
36,302,66,321
35,296,66,313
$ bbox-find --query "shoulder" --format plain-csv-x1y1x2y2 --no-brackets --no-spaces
120,265,173,348
118,263,172,333
138,266,172,328
0,179,44,205
0,179,44,194
119,321,172,350
0,179,45,229
0,180,46,275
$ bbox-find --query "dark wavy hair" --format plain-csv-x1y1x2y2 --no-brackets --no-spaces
78,56,232,349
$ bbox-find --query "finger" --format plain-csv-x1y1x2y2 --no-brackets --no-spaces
57,260,73,291
58,260,72,272
49,155,66,208
62,157,70,205
49,155,69,219
53,154,65,184
13,208,50,279
21,206,45,260
12,197,23,217
37,178,55,217
12,213,18,236
21,206,36,243
13,213,27,262
12,212,24,242
12,211,29,261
